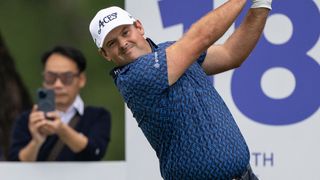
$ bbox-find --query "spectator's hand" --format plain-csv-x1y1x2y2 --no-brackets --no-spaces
40,111,63,135
251,0,272,10
28,105,47,145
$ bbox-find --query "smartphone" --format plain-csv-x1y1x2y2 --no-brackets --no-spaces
37,88,55,113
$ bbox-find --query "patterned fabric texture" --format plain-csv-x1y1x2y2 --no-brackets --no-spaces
114,40,250,179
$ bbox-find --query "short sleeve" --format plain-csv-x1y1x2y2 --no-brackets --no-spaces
197,51,207,65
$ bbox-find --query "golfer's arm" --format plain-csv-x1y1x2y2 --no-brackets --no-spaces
202,8,270,75
166,0,247,85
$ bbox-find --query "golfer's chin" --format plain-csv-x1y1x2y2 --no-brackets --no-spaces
123,52,137,60
118,55,141,65
116,50,149,66
125,48,149,60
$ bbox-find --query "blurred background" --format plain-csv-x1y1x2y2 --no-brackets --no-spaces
0,0,125,161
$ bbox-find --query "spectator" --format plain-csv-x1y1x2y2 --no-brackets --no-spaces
9,45,111,161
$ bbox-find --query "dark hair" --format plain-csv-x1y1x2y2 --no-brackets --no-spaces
41,45,87,73
0,32,32,160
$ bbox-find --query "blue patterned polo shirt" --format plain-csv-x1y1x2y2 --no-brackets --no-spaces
112,39,249,179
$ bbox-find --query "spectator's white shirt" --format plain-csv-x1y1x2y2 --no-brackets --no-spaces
58,95,84,124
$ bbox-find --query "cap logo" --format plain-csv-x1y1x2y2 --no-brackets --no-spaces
98,12,118,35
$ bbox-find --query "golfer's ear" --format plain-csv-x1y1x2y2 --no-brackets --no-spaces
134,20,145,36
98,48,111,62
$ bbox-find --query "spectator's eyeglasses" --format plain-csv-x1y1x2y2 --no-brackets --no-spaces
43,71,80,86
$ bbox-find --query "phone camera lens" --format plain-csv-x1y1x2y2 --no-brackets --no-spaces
39,90,47,99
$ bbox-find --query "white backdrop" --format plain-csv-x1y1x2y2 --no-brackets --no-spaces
125,0,320,179
0,0,319,179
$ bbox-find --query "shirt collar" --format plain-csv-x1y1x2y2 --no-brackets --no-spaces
146,38,158,52
58,95,84,124
72,95,84,115
58,95,84,116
